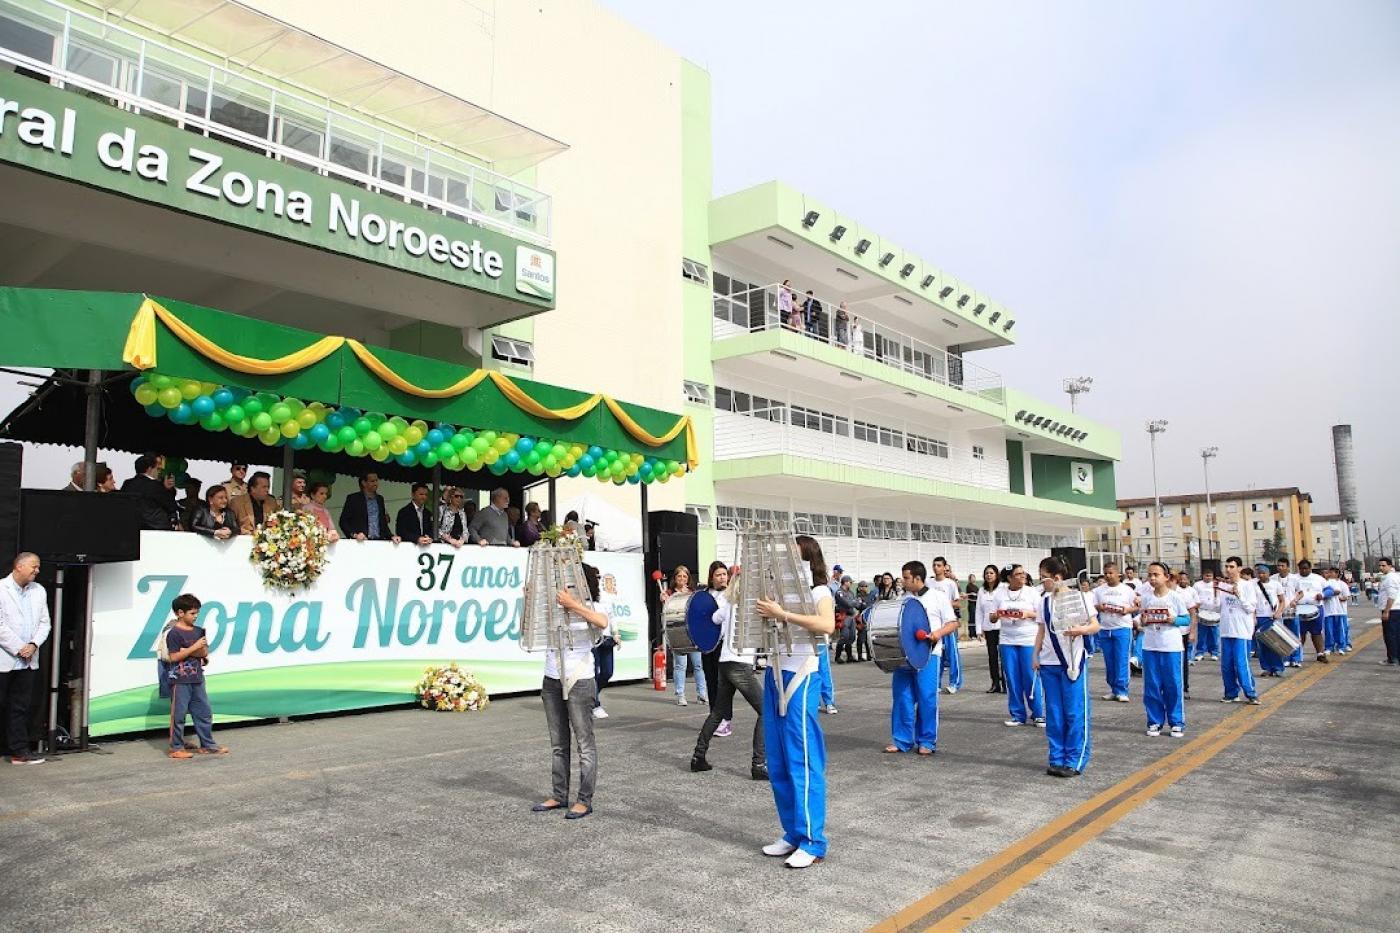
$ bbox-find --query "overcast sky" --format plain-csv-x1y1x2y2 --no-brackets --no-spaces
601,0,1400,534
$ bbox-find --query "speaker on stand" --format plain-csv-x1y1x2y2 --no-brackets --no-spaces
644,511,698,650
1051,546,1088,579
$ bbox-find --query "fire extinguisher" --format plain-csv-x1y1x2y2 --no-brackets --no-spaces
651,570,667,690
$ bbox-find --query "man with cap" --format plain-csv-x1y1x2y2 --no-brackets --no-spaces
832,575,860,663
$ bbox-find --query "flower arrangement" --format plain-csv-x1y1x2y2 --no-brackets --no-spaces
249,509,330,591
416,663,490,712
538,523,586,556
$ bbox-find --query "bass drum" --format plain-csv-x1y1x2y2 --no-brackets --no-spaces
685,589,722,653
1296,603,1321,622
868,597,933,673
663,592,700,653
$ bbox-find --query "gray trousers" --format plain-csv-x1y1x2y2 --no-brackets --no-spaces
542,676,597,806
693,661,764,767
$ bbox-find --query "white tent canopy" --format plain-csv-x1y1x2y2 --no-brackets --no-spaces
557,493,643,553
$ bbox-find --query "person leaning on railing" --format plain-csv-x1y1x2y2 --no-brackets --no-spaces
190,484,237,541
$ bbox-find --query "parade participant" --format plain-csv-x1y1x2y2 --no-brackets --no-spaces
1321,566,1350,655
1139,562,1190,738
993,564,1045,728
1092,563,1136,703
533,565,611,820
1032,557,1100,777
755,535,836,869
883,561,958,756
1379,557,1400,665
1275,558,1303,668
1077,576,1098,657
1123,566,1146,672
1253,564,1286,677
931,557,963,694
1173,571,1199,696
974,564,1006,693
1192,567,1222,661
1290,559,1329,664
692,563,767,780
1215,557,1260,704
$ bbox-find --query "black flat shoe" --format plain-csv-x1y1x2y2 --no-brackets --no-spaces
1047,766,1070,777
564,806,593,820
986,686,1000,693
531,800,565,812
690,755,713,772
751,766,769,781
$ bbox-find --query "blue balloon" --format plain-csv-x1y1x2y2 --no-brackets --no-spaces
436,422,455,434
579,454,595,470
426,429,445,447
308,424,330,444
626,472,640,484
515,436,534,453
503,450,521,468
414,440,432,457
143,402,165,418
291,433,312,450
170,402,194,424
395,451,417,467
488,460,508,476
212,388,234,408
339,408,361,421
130,375,147,389
191,396,215,417
326,411,346,430
566,464,582,477
587,445,604,460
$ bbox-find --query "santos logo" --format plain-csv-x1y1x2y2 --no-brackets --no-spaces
515,246,555,300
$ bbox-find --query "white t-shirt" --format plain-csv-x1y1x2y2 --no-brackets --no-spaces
975,583,1006,633
1092,582,1136,630
1256,578,1283,617
991,585,1040,647
543,597,604,682
912,586,954,658
1214,579,1258,639
1140,589,1188,653
1321,580,1349,617
932,577,961,612
713,590,755,664
1193,581,1221,615
1380,571,1400,612
780,585,832,673
1295,573,1326,610
1175,584,1199,611
1278,573,1301,611
1037,586,1097,667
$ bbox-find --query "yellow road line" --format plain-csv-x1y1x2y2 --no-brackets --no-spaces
874,627,1381,933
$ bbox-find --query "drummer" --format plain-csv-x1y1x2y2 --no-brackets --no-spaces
883,561,958,756
1275,558,1303,668
991,564,1045,728
1290,559,1329,664
691,562,767,781
1092,563,1136,703
931,557,964,695
1254,563,1287,677
1192,568,1222,662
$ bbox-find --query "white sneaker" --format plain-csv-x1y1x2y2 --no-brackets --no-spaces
784,848,821,869
1100,693,1118,701
1146,724,1162,737
762,838,797,857
676,697,687,707
823,705,839,714
1115,695,1130,703
1211,654,1220,660
1170,726,1184,738
1003,719,1025,727
592,706,609,719
1034,718,1047,728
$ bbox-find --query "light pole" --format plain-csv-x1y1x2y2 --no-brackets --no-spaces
1063,376,1093,413
1200,446,1218,562
1146,420,1168,561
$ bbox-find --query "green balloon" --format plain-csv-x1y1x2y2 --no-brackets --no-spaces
525,449,541,466
338,426,358,444
437,442,455,460
323,434,344,453
422,451,439,468
258,426,280,446
378,421,398,441
252,412,273,432
230,418,252,436
242,397,264,416
224,404,245,423
200,412,226,432
461,447,479,466
269,403,292,424
362,430,382,452
353,417,372,435
451,433,469,451
346,438,366,457
471,437,489,453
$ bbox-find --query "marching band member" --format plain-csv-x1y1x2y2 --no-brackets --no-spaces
1253,564,1287,677
1078,576,1098,658
1173,570,1199,696
1092,563,1136,703
1032,557,1100,777
533,566,613,821
993,565,1045,728
1290,559,1329,664
754,535,836,869
931,557,963,694
1123,567,1146,672
691,563,767,780
1321,566,1350,655
975,564,1006,693
1192,568,1222,661
1214,557,1260,704
1140,562,1190,738
1275,558,1304,667
884,561,959,756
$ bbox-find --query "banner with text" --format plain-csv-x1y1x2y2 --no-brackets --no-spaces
89,533,645,736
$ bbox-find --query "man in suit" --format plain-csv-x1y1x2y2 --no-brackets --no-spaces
120,453,178,530
468,487,518,547
230,471,281,535
339,471,399,543
395,482,435,545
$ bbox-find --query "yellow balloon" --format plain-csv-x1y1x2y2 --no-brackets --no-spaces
280,419,300,439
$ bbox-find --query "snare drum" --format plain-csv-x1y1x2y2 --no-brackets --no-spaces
1197,609,1221,626
1296,603,1320,622
1258,619,1301,658
663,592,702,653
868,597,933,673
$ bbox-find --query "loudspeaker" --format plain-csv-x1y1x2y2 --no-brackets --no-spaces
1051,546,1087,578
19,489,142,563
0,443,20,561
645,511,699,646
1200,558,1222,578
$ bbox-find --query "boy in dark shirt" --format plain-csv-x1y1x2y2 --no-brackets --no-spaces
165,593,227,759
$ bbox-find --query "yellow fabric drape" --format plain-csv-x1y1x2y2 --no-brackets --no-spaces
123,299,697,466
123,297,344,375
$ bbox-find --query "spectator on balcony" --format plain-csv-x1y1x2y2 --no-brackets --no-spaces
395,482,435,546
340,472,397,543
289,471,311,512
231,471,281,535
438,487,469,548
190,485,237,541
94,464,115,493
121,454,179,531
834,302,850,347
302,482,339,542
469,488,518,547
518,502,544,547
849,314,865,357
802,290,823,338
63,461,86,492
778,279,799,330
178,477,203,532
223,462,249,499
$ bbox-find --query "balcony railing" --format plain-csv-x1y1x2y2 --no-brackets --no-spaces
712,411,1011,492
712,283,1002,396
0,0,551,244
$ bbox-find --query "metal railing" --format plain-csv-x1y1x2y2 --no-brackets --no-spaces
0,0,551,244
712,411,1011,492
711,283,1003,395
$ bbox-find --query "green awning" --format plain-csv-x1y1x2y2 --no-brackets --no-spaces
0,287,694,468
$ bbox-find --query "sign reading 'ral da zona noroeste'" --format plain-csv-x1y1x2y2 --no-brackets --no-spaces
89,533,643,736
0,71,554,305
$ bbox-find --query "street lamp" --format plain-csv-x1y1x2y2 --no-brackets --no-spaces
1200,446,1218,561
1146,420,1168,561
1063,376,1093,413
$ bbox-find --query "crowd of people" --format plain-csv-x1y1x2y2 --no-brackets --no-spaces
776,280,864,351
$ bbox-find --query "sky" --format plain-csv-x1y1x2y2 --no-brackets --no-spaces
598,0,1400,533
